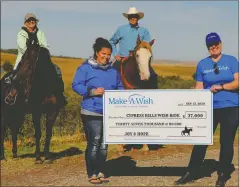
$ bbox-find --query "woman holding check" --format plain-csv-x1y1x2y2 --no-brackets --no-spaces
72,37,124,184
175,32,239,187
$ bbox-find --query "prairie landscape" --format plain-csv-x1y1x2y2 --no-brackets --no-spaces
1,52,238,186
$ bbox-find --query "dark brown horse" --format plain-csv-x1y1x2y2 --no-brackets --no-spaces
112,35,158,154
1,39,64,163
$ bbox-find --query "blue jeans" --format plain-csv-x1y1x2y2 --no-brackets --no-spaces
81,114,108,177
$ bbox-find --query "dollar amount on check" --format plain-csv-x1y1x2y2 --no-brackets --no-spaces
103,90,213,145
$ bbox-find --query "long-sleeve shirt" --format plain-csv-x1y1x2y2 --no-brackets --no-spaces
14,28,50,70
109,24,151,57
72,57,124,114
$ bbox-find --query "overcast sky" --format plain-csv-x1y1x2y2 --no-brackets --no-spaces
1,1,238,61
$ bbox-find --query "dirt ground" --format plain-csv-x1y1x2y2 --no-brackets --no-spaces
1,144,239,187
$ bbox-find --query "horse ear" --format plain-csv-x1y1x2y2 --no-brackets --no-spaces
136,34,141,46
129,50,134,56
149,39,155,46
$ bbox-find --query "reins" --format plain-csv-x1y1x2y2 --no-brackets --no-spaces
24,46,40,98
120,57,136,89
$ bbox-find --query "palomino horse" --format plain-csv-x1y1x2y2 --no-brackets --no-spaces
112,35,158,155
0,39,64,163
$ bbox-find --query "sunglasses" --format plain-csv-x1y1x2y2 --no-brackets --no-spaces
26,18,37,23
207,42,220,50
128,15,139,19
213,63,219,74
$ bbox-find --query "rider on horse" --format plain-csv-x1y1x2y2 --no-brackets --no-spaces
4,13,67,107
109,7,157,79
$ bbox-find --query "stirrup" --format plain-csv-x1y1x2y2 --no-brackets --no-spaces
4,76,12,84
5,89,18,105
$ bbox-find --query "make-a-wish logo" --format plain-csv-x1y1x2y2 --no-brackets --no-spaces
108,94,153,105
203,66,230,74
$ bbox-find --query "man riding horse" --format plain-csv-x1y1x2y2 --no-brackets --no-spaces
4,13,67,107
109,7,159,154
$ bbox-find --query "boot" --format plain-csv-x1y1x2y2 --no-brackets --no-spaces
175,171,197,185
216,173,226,187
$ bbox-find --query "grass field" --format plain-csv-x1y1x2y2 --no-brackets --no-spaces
1,52,196,83
1,52,196,98
3,52,235,158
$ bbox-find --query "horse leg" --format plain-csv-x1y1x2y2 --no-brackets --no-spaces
44,110,59,163
32,111,43,164
0,120,6,160
10,125,18,159
141,144,149,152
117,144,124,155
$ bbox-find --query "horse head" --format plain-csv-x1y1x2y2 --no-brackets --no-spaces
134,35,155,81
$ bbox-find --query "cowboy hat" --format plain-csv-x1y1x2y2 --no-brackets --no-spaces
123,7,144,20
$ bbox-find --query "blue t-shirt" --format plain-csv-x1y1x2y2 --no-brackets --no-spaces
196,54,239,109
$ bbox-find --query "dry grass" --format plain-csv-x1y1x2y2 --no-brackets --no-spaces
1,52,195,82
152,64,196,80
1,52,196,97
1,52,84,85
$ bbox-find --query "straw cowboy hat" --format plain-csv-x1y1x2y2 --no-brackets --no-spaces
123,7,144,20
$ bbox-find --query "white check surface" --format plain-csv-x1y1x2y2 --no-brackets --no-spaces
103,90,213,145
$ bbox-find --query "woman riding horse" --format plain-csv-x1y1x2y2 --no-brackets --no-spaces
1,13,68,163
5,13,67,107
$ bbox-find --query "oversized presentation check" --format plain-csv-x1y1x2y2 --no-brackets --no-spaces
103,90,213,145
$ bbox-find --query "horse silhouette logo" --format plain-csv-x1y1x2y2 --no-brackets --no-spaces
181,126,193,136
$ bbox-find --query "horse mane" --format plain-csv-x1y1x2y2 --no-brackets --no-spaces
119,39,156,89
15,41,40,83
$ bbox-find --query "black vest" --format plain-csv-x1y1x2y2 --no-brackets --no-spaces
21,27,39,45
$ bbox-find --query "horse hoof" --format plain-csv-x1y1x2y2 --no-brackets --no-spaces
13,154,18,158
12,156,19,160
44,159,53,164
131,148,138,152
35,159,43,164
143,151,149,155
116,151,124,156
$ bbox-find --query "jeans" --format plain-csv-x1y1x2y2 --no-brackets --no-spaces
188,106,239,174
81,114,108,177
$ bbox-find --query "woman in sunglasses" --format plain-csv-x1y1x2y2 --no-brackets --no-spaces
175,32,239,187
10,13,67,107
14,13,49,70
